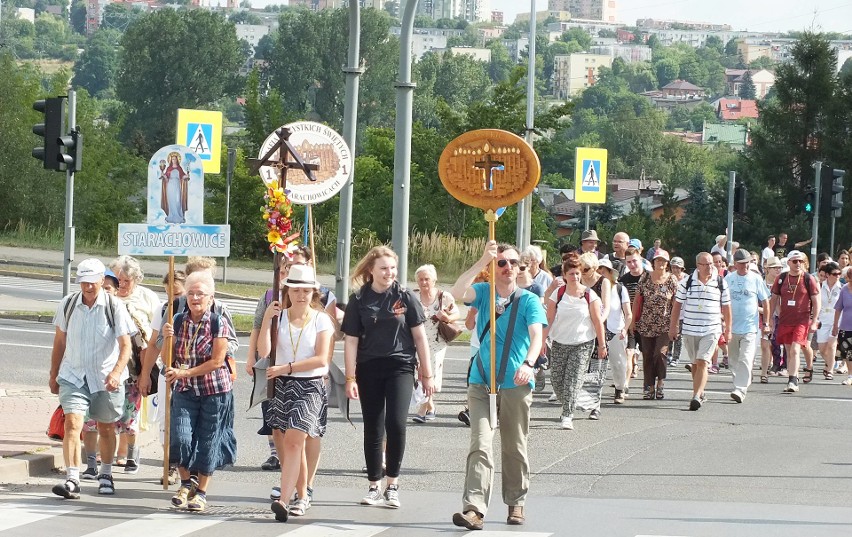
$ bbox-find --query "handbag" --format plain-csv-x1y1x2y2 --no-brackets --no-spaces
46,405,65,440
434,291,462,343
147,363,161,395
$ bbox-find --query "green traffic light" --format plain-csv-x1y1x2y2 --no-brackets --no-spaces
804,202,813,212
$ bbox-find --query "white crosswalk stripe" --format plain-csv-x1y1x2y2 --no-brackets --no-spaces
83,512,222,536
0,503,82,532
277,523,390,537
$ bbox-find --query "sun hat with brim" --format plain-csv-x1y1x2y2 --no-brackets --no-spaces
76,258,106,283
670,257,685,268
284,265,320,289
581,229,600,242
597,258,614,271
764,257,783,269
787,250,804,261
733,249,751,263
652,249,671,262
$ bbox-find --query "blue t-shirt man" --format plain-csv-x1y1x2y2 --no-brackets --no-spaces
725,270,770,334
469,282,547,390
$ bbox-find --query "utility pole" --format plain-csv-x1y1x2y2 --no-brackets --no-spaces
223,148,235,284
516,0,537,250
725,171,735,264
63,91,77,296
811,161,822,274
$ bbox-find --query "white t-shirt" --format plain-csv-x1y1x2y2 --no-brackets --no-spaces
548,287,600,345
276,308,334,377
761,247,775,265
606,283,630,332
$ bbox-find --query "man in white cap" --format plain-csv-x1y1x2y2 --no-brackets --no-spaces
768,250,820,393
725,249,771,402
49,258,137,499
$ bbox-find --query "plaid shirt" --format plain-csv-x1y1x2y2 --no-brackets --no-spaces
172,311,233,396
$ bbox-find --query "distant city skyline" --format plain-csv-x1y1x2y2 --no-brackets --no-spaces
490,0,852,34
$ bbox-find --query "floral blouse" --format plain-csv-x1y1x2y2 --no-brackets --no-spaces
635,272,679,337
413,288,458,354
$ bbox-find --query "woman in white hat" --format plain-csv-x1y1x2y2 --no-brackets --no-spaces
257,265,335,522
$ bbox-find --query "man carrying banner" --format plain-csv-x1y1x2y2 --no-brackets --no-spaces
450,241,547,530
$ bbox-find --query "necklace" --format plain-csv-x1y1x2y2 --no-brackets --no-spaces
788,273,801,294
286,308,313,365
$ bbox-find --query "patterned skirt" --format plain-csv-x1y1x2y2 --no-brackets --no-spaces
270,376,328,438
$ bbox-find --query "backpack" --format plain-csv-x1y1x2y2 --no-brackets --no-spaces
63,291,118,330
127,309,150,381
556,284,592,305
684,272,726,304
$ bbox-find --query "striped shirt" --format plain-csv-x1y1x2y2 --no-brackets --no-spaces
675,269,731,337
54,290,137,393
172,311,234,396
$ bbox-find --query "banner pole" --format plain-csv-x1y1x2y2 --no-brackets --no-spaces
486,210,498,429
162,255,174,490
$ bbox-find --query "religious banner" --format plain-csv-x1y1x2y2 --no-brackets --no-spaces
145,145,205,225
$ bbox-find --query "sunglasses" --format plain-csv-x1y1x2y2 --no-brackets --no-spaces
582,267,592,273
518,265,528,271
831,272,842,276
790,260,804,264
496,259,520,268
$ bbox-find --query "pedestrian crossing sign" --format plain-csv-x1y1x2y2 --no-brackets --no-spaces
574,147,607,204
176,109,222,174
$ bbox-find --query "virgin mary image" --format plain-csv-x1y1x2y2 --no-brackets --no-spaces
161,152,190,223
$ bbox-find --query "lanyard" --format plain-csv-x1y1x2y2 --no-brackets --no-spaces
182,317,204,361
286,309,314,362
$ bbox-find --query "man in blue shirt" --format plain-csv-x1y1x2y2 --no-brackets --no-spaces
450,241,546,531
725,249,771,403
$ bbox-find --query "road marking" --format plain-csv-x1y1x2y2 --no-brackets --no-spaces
83,512,221,536
0,503,83,531
277,523,390,536
0,342,52,349
0,326,56,335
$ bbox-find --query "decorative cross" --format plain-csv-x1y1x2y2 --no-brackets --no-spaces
248,127,319,188
474,153,505,191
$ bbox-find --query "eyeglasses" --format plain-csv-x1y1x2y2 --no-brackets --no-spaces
697,262,711,266
582,267,592,273
187,292,209,299
496,259,520,268
790,260,804,264
518,265,528,271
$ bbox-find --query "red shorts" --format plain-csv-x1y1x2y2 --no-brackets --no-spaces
775,324,809,346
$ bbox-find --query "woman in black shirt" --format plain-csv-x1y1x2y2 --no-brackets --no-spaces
342,246,434,509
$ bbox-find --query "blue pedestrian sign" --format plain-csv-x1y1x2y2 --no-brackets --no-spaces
580,159,601,192
186,123,213,160
574,147,608,204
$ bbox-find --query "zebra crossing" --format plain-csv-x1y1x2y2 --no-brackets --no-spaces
0,501,556,536
0,275,258,316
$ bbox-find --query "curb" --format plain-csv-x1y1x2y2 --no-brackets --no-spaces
0,450,63,481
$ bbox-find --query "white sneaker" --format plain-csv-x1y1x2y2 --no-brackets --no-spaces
784,381,799,393
560,415,574,430
360,486,383,506
730,390,745,403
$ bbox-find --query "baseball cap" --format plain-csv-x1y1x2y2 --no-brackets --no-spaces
733,249,751,263
628,238,642,249
787,250,804,261
652,249,670,262
76,258,106,283
103,268,119,288
670,256,685,268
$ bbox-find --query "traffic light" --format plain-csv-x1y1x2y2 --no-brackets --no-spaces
831,169,845,218
58,127,83,172
803,184,815,214
734,182,747,214
32,97,66,171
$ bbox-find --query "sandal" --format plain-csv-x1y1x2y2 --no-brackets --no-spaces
823,370,834,381
760,375,769,384
655,387,664,400
802,368,813,383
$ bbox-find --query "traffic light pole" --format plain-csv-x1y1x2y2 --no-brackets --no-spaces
725,171,735,263
810,160,822,275
62,90,76,297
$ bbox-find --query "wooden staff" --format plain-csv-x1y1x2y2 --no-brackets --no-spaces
267,252,282,400
307,204,316,263
486,210,498,429
162,255,174,490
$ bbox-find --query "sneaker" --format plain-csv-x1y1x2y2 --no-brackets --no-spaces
589,409,601,420
424,411,436,421
171,484,192,508
534,367,546,392
689,396,703,411
783,381,799,393
730,390,745,403
548,392,558,403
124,459,139,474
289,497,310,516
52,478,81,499
360,486,383,506
560,415,574,430
453,510,484,530
81,467,98,481
412,414,427,424
261,455,280,471
270,486,281,501
383,485,400,508
457,409,470,426
160,466,178,485
614,389,625,404
722,356,729,369
97,474,115,495
187,493,207,512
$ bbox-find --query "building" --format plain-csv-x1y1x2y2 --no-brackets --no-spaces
235,24,269,49
502,36,530,62
837,49,852,72
661,80,705,99
736,41,772,64
547,19,625,40
435,46,491,62
702,122,750,151
589,44,652,63
636,19,731,32
715,98,758,121
724,68,775,99
16,7,36,23
392,26,464,58
290,0,344,9
549,0,616,22
553,53,613,99
491,10,503,24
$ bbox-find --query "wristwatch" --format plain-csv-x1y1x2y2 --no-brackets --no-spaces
523,359,536,368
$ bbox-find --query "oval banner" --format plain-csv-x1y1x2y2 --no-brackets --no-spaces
438,129,541,211
258,121,353,205
146,145,205,225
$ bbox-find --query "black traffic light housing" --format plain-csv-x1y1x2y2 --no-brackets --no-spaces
32,97,66,171
830,169,845,218
734,181,747,214
803,184,815,214
58,128,83,173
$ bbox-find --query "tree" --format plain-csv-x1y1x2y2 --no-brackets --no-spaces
840,58,852,82
101,3,143,32
69,0,86,34
486,40,514,83
116,9,242,154
72,29,121,98
705,35,723,53
724,38,739,57
561,28,591,51
229,11,262,25
748,56,774,70
738,70,756,100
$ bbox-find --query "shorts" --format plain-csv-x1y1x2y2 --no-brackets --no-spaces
682,333,719,363
837,330,852,361
775,324,809,346
816,324,836,345
58,377,124,424
627,330,638,351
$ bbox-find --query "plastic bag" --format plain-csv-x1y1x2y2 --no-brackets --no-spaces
409,381,427,412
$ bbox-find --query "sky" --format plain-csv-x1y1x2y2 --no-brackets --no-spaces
490,0,852,34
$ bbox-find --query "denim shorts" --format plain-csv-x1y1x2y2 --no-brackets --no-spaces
58,377,124,424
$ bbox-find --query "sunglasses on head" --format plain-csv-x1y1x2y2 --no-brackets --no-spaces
497,259,520,268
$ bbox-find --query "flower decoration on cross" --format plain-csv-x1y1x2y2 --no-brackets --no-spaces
262,180,299,253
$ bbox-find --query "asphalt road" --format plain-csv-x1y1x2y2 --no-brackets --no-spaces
3,317,852,535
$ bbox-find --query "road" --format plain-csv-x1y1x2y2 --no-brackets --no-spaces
3,317,852,535
0,275,258,316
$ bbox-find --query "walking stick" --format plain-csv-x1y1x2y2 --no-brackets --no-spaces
486,210,499,428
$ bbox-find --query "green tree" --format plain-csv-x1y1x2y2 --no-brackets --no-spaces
101,3,143,32
72,29,121,98
69,0,86,34
229,11,262,25
486,40,514,83
116,9,242,154
738,70,756,99
560,27,591,50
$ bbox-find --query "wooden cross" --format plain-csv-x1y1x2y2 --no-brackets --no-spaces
248,127,320,188
474,153,505,191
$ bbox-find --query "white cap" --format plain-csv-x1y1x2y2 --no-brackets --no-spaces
76,258,106,283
